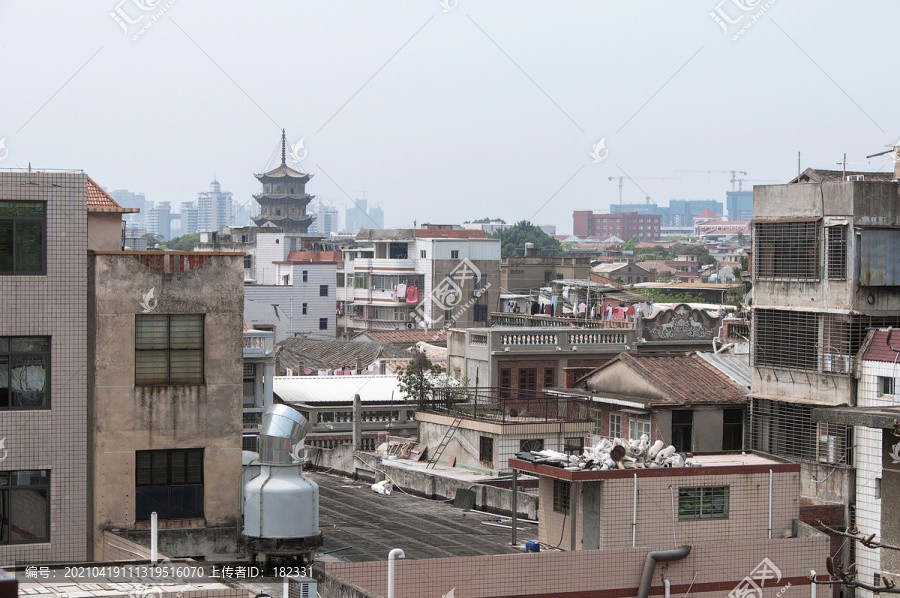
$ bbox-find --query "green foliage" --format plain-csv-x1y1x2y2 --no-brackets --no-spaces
143,233,164,248
466,217,506,224
397,351,442,409
162,232,201,251
489,220,562,257
636,245,670,261
621,236,641,252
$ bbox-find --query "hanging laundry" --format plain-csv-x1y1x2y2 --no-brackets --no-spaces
544,304,552,315
625,305,636,316
531,302,540,315
578,302,587,314
551,295,558,315
398,283,407,297
406,286,419,303
613,307,626,319
590,304,596,319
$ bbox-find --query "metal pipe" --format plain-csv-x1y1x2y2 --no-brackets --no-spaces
511,469,518,546
810,571,816,598
150,512,158,566
663,578,670,598
632,474,638,548
388,548,405,598
768,469,773,540
570,481,577,551
636,545,692,598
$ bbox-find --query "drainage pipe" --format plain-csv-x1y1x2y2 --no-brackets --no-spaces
388,549,405,598
810,571,816,598
768,469,773,540
636,545,692,598
150,512,158,566
632,474,638,548
663,578,670,598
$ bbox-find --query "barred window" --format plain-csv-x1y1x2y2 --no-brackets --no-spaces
479,436,493,463
135,449,203,520
826,226,848,280
753,220,820,280
553,479,570,514
135,315,204,385
749,399,851,464
678,486,729,520
520,439,544,452
753,309,818,371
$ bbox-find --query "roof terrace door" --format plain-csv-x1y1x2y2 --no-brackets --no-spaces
582,482,601,550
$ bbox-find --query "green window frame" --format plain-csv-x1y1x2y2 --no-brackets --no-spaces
135,315,204,385
678,486,729,520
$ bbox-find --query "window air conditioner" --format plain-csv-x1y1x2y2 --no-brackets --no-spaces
818,435,837,464
287,577,317,598
823,354,850,374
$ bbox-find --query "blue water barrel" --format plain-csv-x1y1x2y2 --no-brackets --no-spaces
525,541,540,553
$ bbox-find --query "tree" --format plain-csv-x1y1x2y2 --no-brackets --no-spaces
637,245,671,261
397,350,442,410
465,217,505,224
163,232,202,251
143,233,163,248
489,220,562,257
622,236,641,252
811,522,900,593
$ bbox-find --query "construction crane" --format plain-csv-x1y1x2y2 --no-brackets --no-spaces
676,170,747,192
607,176,678,205
734,178,779,192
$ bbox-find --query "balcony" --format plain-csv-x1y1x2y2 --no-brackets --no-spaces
243,329,274,359
352,257,417,272
490,312,634,329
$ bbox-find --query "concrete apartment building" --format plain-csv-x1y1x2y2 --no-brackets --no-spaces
572,210,662,241
500,244,590,294
749,171,900,538
338,226,500,333
88,248,244,559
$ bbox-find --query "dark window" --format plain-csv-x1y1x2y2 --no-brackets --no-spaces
880,377,896,396
519,368,536,391
722,408,744,451
826,226,847,281
753,220,820,280
319,318,328,330
389,243,408,259
243,255,251,269
544,271,552,282
319,284,328,297
444,308,453,323
479,436,493,463
242,435,259,452
300,302,308,315
135,315,204,385
135,450,203,520
520,439,544,452
545,368,555,388
678,486,729,520
302,270,308,282
474,305,488,322
671,410,693,452
0,470,50,544
500,369,510,398
243,377,255,407
450,250,459,259
553,479,570,515
564,437,585,455
0,337,50,409
0,201,45,275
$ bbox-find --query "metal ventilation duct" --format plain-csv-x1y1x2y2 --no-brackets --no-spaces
258,404,311,465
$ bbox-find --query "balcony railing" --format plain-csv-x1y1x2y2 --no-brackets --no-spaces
243,330,274,357
425,387,588,424
490,312,634,329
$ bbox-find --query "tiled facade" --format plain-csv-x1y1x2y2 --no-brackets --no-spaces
0,171,89,565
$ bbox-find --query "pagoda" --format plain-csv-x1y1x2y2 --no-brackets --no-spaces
251,130,315,233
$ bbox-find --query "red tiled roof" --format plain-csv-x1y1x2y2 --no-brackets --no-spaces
589,273,621,287
862,329,900,364
582,353,746,406
286,251,343,261
413,229,487,239
86,177,140,213
696,208,719,219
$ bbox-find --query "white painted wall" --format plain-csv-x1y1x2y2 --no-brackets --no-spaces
244,262,337,341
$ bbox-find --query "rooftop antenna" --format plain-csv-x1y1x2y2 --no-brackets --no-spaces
281,129,286,166
837,153,846,179
28,162,31,173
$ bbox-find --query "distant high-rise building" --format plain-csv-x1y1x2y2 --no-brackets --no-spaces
231,199,257,228
726,190,753,221
181,201,200,235
667,199,723,227
146,201,171,240
109,189,147,225
309,200,340,236
344,199,384,233
198,179,233,232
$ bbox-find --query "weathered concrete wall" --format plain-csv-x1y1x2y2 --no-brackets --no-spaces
111,526,240,557
89,253,244,559
313,568,380,598
88,212,124,251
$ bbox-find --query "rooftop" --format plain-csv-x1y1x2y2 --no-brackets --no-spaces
354,329,448,347
275,337,411,372
274,374,407,404
789,167,895,183
87,177,140,214
860,328,900,364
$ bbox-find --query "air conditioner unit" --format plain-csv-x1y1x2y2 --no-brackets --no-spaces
846,175,866,181
824,354,851,374
286,576,317,598
406,322,415,329
818,434,837,464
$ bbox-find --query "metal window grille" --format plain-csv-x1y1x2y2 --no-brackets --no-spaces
753,309,819,371
520,439,544,452
678,486,729,520
826,225,848,280
753,220,820,280
241,435,258,452
243,363,255,376
135,314,204,385
479,436,493,462
749,399,851,465
553,479,570,514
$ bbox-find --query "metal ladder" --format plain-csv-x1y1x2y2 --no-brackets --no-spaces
427,416,462,469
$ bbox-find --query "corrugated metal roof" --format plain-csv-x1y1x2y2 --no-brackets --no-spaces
696,350,751,391
274,374,408,405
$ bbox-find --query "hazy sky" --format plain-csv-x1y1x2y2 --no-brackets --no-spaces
2,1,898,233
